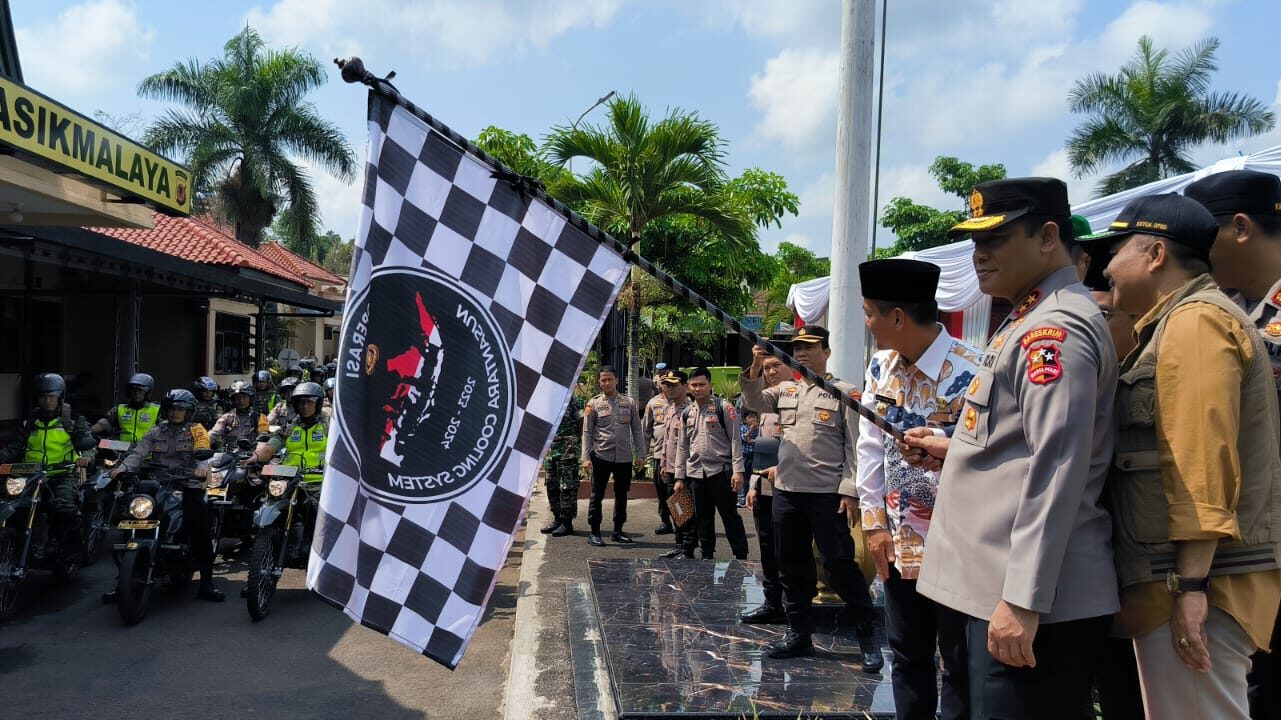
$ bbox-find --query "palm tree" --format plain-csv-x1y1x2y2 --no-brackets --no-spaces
547,94,754,402
1067,36,1275,196
138,27,356,248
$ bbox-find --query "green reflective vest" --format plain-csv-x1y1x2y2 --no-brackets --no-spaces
117,403,161,444
283,421,327,483
23,417,76,471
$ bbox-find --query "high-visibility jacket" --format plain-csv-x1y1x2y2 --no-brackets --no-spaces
282,420,327,483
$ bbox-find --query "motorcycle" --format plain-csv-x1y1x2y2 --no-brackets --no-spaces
112,451,212,626
205,439,256,560
245,463,321,621
0,462,82,620
80,439,133,566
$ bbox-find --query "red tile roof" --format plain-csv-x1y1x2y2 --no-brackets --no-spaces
95,212,309,287
259,242,346,286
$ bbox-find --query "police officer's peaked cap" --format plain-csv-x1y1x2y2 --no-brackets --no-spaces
1080,193,1218,260
793,326,830,348
659,369,688,385
859,258,940,304
1184,170,1281,217
948,177,1071,237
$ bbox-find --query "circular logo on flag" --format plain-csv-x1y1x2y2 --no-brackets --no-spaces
336,266,515,504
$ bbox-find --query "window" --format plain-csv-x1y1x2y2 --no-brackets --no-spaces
214,313,251,374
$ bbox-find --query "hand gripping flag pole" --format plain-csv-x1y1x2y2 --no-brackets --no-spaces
333,57,902,442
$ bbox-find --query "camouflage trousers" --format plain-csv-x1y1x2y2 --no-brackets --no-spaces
543,455,580,521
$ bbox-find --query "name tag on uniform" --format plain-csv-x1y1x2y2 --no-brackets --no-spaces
598,406,612,417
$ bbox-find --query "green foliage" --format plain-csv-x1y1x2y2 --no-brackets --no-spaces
138,26,356,248
1067,36,1275,195
879,156,1006,253
322,239,355,275
760,241,828,336
474,126,571,191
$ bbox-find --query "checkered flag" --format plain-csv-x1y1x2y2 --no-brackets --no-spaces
307,92,628,669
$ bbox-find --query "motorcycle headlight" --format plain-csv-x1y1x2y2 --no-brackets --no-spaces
267,480,287,497
129,496,155,519
207,470,224,488
5,477,26,496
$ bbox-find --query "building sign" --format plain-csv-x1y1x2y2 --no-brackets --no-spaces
0,76,191,215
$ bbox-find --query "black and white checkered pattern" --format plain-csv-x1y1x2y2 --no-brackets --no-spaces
306,94,628,669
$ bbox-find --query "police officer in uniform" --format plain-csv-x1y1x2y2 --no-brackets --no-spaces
541,392,584,537
254,382,328,483
251,370,279,415
267,377,301,429
0,373,95,553
191,376,223,430
674,366,749,560
913,178,1118,718
741,326,881,668
657,370,695,559
322,378,336,423
581,366,644,547
211,380,270,450
1184,170,1281,720
741,348,788,623
92,373,161,445
109,389,223,602
642,374,674,535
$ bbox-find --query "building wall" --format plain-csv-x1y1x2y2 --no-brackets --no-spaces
207,297,260,386
139,295,203,397
62,292,118,419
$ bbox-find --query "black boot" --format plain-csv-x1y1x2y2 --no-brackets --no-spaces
740,603,786,624
540,517,562,534
765,631,814,659
551,521,574,537
197,573,225,602
857,621,884,673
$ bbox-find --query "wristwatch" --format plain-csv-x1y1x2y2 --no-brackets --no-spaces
1166,570,1210,595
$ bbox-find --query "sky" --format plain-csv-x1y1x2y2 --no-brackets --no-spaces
11,0,1281,258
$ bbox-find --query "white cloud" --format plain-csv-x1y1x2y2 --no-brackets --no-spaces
747,49,839,153
245,0,625,71
781,232,812,249
711,0,838,48
307,161,362,241
14,0,154,98
1031,147,1102,207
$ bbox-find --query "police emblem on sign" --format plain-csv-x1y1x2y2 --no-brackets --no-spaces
336,266,515,504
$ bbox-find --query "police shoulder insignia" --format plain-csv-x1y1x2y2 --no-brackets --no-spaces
848,388,861,402
1014,289,1043,317
726,405,737,421
1020,326,1068,349
190,424,211,450
963,406,978,431
1026,343,1064,385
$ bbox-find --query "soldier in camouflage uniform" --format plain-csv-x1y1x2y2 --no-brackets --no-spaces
541,393,584,537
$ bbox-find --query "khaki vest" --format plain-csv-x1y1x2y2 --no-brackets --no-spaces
1110,275,1281,589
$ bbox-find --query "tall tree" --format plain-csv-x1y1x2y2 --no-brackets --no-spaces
1068,36,1275,195
138,27,357,248
547,94,754,401
760,242,829,336
880,156,1006,254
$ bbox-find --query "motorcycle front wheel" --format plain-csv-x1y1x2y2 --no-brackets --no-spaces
0,530,24,621
245,530,279,621
116,551,152,626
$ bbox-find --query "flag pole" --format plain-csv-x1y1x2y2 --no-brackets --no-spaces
333,58,900,438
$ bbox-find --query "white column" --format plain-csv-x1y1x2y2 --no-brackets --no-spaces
827,0,877,380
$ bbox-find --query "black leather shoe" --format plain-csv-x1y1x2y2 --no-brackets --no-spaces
857,622,884,673
540,520,561,534
740,603,786,624
610,532,635,545
198,585,226,603
588,534,605,547
101,590,118,605
653,523,674,535
658,548,686,559
765,631,814,659
550,522,574,537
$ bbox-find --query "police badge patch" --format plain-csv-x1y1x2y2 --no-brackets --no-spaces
1026,343,1063,385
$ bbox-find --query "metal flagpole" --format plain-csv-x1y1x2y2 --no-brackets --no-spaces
333,57,903,440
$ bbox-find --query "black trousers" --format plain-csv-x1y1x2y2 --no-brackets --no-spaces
1249,602,1281,720
586,457,631,534
883,568,970,720
772,489,872,634
1096,637,1145,720
966,613,1108,720
181,489,215,582
680,472,749,559
752,491,781,607
651,458,671,526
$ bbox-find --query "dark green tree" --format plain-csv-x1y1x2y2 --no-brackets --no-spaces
138,27,357,248
760,242,829,336
880,156,1006,253
1068,36,1275,195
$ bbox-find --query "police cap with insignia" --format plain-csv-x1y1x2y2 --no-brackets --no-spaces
948,177,1072,237
859,258,939,303
659,369,688,385
1184,169,1281,217
1080,193,1218,261
793,325,830,348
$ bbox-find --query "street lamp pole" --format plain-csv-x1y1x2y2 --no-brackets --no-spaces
568,90,615,174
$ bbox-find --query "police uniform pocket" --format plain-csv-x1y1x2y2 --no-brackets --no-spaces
953,368,993,448
812,398,840,429
778,396,799,426
153,440,170,453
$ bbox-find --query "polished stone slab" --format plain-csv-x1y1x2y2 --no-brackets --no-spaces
582,557,897,719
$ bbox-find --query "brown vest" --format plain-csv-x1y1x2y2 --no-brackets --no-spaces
1110,275,1281,589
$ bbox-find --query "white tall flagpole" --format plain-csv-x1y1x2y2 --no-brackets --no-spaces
827,0,876,380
